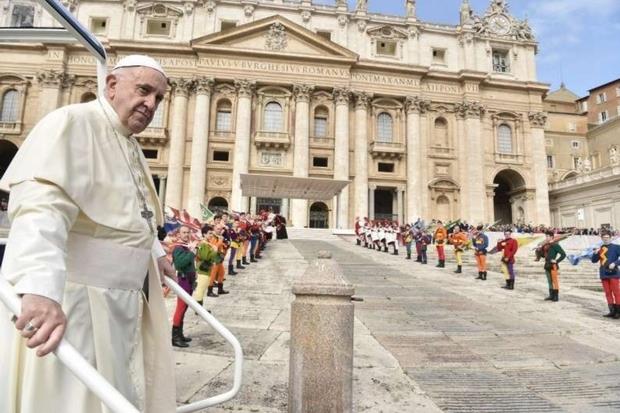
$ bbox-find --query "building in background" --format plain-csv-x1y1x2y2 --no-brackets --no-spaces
577,78,620,126
0,0,553,228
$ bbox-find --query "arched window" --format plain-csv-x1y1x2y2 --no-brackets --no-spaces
377,112,393,142
497,124,513,153
0,90,19,122
215,99,232,131
264,101,283,132
313,106,328,137
150,103,165,128
434,117,448,147
80,92,97,103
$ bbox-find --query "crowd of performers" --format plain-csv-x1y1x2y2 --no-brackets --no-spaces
354,218,620,320
161,208,287,347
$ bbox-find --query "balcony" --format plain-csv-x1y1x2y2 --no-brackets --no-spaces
135,127,168,145
494,152,524,165
369,140,405,160
0,121,22,135
428,145,455,159
310,136,335,149
254,131,290,150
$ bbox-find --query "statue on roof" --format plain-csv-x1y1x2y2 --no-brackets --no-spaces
489,0,508,13
406,0,416,18
356,0,368,13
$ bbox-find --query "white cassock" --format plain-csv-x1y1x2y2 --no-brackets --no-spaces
0,97,176,413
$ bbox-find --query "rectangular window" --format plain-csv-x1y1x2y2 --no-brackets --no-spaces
10,4,34,27
213,151,230,162
142,149,158,159
220,21,237,31
567,122,576,132
596,92,607,104
546,155,554,169
599,111,609,123
216,110,231,131
573,157,580,169
579,101,588,112
314,117,327,137
312,157,328,168
492,50,510,73
432,48,446,64
378,162,395,173
317,31,332,41
90,17,108,35
150,104,164,128
571,140,580,149
146,19,171,36
376,40,397,56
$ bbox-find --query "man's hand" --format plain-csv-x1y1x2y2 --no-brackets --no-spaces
14,294,66,357
157,256,178,284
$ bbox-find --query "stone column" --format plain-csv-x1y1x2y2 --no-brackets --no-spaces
529,112,551,225
165,78,194,209
230,80,255,212
354,92,371,220
368,185,376,220
333,87,351,228
456,101,486,224
396,186,404,224
281,198,290,221
291,84,314,228
158,175,167,212
37,70,66,120
289,251,355,413
250,196,257,215
404,96,429,223
187,77,214,218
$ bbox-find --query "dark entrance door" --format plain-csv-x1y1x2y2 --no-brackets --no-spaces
374,189,395,221
256,197,281,214
309,202,329,228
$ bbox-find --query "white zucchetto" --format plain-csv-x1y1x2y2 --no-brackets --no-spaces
112,55,167,77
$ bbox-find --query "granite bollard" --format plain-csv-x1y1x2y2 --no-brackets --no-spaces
288,250,355,413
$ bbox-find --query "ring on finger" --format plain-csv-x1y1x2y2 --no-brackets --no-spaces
24,321,39,333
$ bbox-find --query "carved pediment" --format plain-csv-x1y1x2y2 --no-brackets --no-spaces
191,15,358,61
136,3,183,18
366,25,409,40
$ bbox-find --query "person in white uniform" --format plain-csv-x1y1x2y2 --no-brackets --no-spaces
0,55,176,413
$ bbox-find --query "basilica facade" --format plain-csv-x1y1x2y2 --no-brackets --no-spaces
0,0,551,228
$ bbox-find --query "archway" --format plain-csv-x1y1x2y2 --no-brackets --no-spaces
493,169,526,225
309,201,329,228
374,189,394,221
207,196,228,213
436,195,450,222
0,140,18,180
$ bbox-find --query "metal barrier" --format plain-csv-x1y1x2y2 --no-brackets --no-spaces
0,238,243,412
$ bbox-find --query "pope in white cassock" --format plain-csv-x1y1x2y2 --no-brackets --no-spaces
0,55,177,412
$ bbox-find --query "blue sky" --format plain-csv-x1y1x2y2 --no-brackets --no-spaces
317,0,620,97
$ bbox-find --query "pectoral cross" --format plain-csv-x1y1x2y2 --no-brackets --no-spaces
141,202,155,234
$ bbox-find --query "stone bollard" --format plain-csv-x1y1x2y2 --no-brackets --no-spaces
288,250,355,413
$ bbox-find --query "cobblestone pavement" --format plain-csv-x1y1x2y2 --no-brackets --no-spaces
169,235,620,412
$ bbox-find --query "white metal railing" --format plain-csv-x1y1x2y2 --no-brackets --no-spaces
0,238,243,412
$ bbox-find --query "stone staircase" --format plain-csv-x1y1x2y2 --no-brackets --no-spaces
285,227,341,241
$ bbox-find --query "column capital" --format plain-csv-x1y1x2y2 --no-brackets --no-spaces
528,111,548,128
333,87,351,105
405,95,431,114
170,78,194,97
234,79,256,98
293,84,315,103
194,77,214,95
369,183,377,190
455,100,486,119
353,91,372,109
37,69,67,88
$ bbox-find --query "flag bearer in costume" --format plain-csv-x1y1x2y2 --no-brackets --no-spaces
208,220,230,297
192,225,217,308
535,231,566,302
591,231,620,318
171,225,196,347
449,225,468,274
434,221,448,267
0,55,176,412
402,224,413,259
496,230,519,290
472,225,489,280
226,220,239,276
414,228,423,262
419,230,432,264
236,222,248,270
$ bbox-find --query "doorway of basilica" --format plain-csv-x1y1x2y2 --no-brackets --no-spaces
309,202,329,228
256,197,281,214
208,196,229,213
493,170,526,225
374,189,395,221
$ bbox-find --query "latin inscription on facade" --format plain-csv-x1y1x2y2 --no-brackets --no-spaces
260,151,284,167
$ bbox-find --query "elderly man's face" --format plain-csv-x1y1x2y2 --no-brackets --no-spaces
105,67,167,134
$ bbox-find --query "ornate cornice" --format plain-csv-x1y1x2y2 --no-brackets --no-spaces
194,77,214,95
234,79,256,98
528,111,547,128
37,70,67,88
170,78,194,97
455,100,486,119
405,96,431,114
293,84,314,103
333,87,351,105
353,92,372,109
